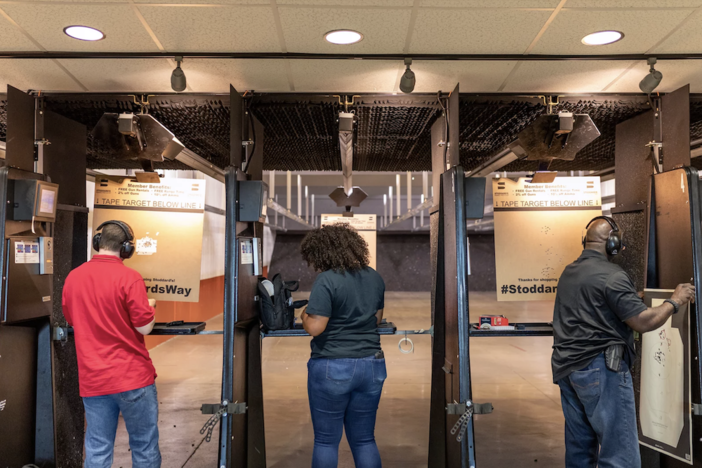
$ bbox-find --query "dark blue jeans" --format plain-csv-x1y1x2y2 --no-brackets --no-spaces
82,383,161,468
307,355,387,468
557,354,640,468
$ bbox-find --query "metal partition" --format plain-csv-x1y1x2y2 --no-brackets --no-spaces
641,168,702,468
429,166,474,468
216,85,266,468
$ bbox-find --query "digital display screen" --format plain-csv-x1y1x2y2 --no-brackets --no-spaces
38,188,56,215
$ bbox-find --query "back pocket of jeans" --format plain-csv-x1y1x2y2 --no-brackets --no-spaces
569,368,601,416
372,359,387,383
326,360,356,382
119,386,147,403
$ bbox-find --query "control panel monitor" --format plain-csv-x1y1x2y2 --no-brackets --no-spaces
12,180,59,222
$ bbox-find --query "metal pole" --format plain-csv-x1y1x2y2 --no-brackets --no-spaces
407,171,412,211
420,194,425,227
269,170,275,203
297,174,302,217
305,186,309,223
275,194,279,227
286,171,291,212
311,194,315,227
389,186,393,221
396,174,401,220
383,194,387,227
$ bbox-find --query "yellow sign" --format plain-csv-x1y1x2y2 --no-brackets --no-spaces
93,177,206,302
493,177,601,302
321,214,377,270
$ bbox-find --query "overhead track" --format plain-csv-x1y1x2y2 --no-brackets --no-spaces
5,52,702,61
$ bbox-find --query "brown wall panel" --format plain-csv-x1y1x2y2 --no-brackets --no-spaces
661,85,690,172
615,110,653,209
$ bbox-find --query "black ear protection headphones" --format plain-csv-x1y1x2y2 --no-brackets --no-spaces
582,216,623,256
93,220,136,259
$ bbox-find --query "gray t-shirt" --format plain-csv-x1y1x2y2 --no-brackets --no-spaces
306,267,385,359
552,249,647,383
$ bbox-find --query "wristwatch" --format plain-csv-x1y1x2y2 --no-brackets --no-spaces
665,298,680,314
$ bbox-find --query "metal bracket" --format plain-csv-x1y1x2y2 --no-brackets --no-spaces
447,401,493,415
52,327,68,342
442,359,453,375
34,138,51,146
201,402,247,415
447,402,468,415
646,141,663,173
693,403,702,416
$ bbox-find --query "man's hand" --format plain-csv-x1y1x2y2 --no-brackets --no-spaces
671,283,695,306
148,298,156,308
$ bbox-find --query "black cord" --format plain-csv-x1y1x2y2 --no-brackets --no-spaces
437,93,449,164
242,96,257,174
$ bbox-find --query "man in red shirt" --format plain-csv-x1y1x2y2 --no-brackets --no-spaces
62,220,161,468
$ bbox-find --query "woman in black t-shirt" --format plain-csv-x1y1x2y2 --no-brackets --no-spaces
300,224,386,468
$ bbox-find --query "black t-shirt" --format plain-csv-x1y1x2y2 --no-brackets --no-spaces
552,250,647,383
306,267,385,359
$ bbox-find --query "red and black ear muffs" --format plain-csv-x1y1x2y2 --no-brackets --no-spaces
93,220,136,259
582,216,622,256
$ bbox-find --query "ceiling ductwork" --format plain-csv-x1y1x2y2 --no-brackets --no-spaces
91,113,185,171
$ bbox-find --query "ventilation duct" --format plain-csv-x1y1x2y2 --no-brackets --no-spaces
91,113,185,171
516,112,600,163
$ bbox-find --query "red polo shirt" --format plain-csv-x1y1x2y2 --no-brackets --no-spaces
62,255,156,397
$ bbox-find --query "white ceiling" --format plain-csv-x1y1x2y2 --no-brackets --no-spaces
2,0,702,94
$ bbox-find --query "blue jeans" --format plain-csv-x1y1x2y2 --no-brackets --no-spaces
82,383,161,468
308,355,387,468
557,354,641,468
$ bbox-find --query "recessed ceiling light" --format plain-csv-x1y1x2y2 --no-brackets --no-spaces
324,30,363,45
581,30,623,46
63,25,105,42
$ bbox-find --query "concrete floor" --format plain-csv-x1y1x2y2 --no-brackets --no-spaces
113,292,564,468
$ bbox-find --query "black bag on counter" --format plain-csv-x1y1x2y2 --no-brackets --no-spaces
257,274,308,331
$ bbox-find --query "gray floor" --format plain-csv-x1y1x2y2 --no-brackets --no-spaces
112,291,564,467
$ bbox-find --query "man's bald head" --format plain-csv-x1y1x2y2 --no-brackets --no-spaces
584,218,613,245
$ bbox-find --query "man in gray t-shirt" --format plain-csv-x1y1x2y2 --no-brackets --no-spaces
552,217,694,468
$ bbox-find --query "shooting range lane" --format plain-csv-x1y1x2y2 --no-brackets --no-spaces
112,292,561,468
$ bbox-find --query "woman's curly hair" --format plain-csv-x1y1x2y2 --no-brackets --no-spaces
300,224,370,272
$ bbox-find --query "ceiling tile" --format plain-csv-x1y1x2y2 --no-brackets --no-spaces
0,59,83,92
0,10,42,51
532,8,692,54
278,6,411,53
651,9,702,53
567,0,702,7
137,5,281,52
503,60,636,93
135,0,268,3
411,61,518,93
58,58,291,92
607,60,702,93
186,59,291,92
410,9,552,54
289,60,399,92
58,59,177,92
419,0,559,6
278,0,413,5
0,3,161,52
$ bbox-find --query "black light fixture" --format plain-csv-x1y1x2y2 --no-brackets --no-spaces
171,56,187,92
400,58,415,94
639,57,663,94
